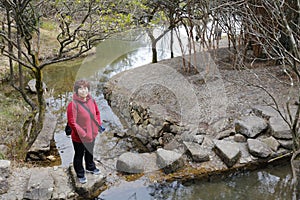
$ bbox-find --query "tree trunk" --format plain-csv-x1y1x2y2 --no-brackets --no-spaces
152,46,158,63
170,28,174,58
32,67,46,144
291,150,300,199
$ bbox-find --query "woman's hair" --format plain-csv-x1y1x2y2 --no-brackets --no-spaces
73,79,90,94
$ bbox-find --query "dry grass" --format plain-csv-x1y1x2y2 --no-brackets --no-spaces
0,18,61,164
0,83,29,160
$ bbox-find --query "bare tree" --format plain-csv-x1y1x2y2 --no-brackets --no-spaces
216,0,300,194
0,0,131,153
240,0,300,149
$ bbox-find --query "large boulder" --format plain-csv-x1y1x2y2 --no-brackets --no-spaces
116,152,158,173
156,148,184,174
27,113,57,161
183,142,210,163
23,167,54,200
247,139,272,158
214,140,241,168
235,116,268,138
269,117,292,139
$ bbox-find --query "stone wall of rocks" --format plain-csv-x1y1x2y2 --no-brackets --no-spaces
111,92,296,174
104,80,188,153
129,102,187,152
103,66,298,174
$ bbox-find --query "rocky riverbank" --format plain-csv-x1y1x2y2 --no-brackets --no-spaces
0,49,298,199
103,50,297,176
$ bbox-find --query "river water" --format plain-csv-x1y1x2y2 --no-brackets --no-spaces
44,31,295,200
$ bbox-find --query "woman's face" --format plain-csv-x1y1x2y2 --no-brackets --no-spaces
77,86,89,98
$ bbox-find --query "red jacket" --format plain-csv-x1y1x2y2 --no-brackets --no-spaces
67,94,101,143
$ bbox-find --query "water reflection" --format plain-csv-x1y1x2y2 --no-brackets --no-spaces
99,164,294,200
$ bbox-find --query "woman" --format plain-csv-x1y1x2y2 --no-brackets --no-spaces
67,79,102,184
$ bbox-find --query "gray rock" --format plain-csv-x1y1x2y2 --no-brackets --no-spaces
131,110,142,124
162,132,175,145
252,105,279,119
1,167,32,199
147,124,157,138
216,129,235,140
70,164,106,198
0,176,9,195
0,160,10,177
183,142,210,162
170,124,185,134
201,137,215,150
214,140,241,168
27,113,57,160
247,139,272,158
193,135,204,144
234,116,268,138
181,130,198,142
278,139,293,150
238,143,255,164
156,148,184,174
209,117,231,134
234,134,247,143
260,136,280,152
116,152,158,173
0,160,10,194
51,167,76,200
23,167,54,200
0,145,9,156
269,117,292,139
164,139,184,152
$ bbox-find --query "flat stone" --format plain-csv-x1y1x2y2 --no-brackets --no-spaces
116,152,158,173
252,105,280,119
70,165,106,198
269,117,292,139
0,160,10,177
183,142,210,162
27,113,57,160
156,148,184,174
192,135,205,144
51,167,76,199
216,129,235,140
234,116,268,138
214,140,241,168
234,134,247,143
247,139,272,158
23,167,54,200
0,160,10,195
260,136,280,152
278,139,293,150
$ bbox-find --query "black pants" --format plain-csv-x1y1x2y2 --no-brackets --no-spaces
72,140,96,178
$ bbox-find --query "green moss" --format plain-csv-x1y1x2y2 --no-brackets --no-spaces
0,152,5,159
40,20,56,31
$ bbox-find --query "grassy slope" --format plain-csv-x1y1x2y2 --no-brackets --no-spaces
0,19,59,161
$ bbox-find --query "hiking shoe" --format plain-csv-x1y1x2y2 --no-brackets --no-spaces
78,177,87,184
86,168,101,175
78,176,87,184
